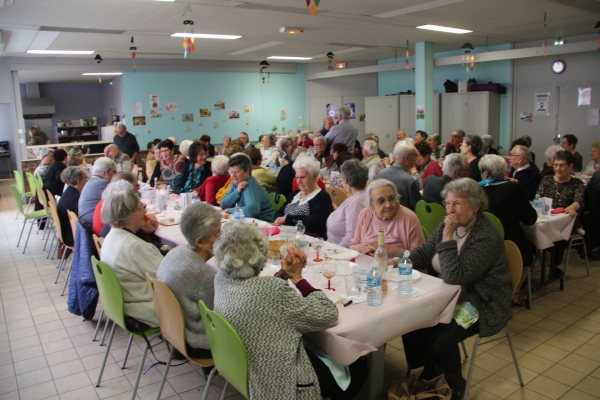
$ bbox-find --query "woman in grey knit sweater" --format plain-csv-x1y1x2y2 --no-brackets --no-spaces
156,203,222,358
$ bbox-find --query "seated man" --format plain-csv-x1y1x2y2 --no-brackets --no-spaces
507,145,541,201
361,140,382,169
78,157,117,227
423,153,469,204
104,144,132,172
376,142,421,210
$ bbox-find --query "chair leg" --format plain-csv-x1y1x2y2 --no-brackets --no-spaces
46,230,56,258
96,320,116,387
201,368,219,400
564,239,572,278
93,309,104,342
582,240,590,277
130,338,151,400
526,267,533,310
219,381,230,400
54,251,68,284
60,255,74,296
460,340,469,361
462,336,482,400
155,346,176,400
121,335,134,369
22,218,36,254
504,328,524,386
16,217,27,248
100,317,111,346
25,195,33,214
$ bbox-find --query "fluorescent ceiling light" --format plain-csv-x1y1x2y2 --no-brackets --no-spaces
82,73,122,76
27,50,95,55
229,41,283,55
267,56,312,60
416,25,472,34
171,33,241,39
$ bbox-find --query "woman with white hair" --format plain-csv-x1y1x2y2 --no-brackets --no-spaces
219,135,231,155
57,166,89,246
156,203,221,359
540,144,563,177
350,179,424,256
34,148,54,179
481,135,498,155
213,222,366,399
260,134,278,167
195,155,230,205
273,156,334,238
101,180,163,328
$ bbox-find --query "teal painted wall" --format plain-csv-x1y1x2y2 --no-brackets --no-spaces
122,65,306,145
378,44,512,149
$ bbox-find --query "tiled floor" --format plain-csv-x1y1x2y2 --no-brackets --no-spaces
1,179,600,400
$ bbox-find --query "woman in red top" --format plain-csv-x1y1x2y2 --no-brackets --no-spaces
415,140,443,190
297,133,314,149
196,155,230,205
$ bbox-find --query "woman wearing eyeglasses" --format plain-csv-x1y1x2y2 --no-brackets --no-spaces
402,178,511,399
349,179,424,256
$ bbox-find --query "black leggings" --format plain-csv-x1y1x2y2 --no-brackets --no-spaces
306,350,368,400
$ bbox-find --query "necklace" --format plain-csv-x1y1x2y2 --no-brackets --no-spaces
454,219,476,239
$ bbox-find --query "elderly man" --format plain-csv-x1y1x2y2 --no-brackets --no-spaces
324,107,358,154
114,122,139,162
238,132,255,150
423,153,469,204
104,144,132,172
376,142,421,210
316,117,335,136
78,157,117,227
508,145,541,201
362,140,381,169
33,124,51,144
313,136,328,167
444,129,465,157
561,134,583,172
365,133,387,159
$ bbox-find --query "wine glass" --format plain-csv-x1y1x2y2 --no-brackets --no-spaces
322,261,337,291
312,237,324,262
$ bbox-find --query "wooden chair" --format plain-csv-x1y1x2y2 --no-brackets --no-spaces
36,185,54,252
326,187,348,208
63,211,80,296
46,190,74,287
146,273,215,400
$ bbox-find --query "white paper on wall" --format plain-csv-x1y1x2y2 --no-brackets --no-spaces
534,93,550,115
578,87,592,106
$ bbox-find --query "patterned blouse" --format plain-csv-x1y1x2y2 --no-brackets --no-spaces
536,175,585,210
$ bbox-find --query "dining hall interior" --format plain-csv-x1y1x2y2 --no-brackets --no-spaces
1,0,600,399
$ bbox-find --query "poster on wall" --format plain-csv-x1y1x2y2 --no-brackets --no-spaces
534,93,550,115
343,103,356,119
519,112,533,123
200,108,212,118
182,113,194,122
214,101,226,110
229,110,240,119
243,104,254,113
280,110,287,121
150,94,159,108
359,114,365,122
133,102,142,116
326,103,338,118
578,87,592,106
588,109,600,125
166,102,178,112
150,109,162,118
416,105,425,120
133,116,146,126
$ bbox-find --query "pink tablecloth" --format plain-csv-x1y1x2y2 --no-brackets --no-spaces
523,213,576,250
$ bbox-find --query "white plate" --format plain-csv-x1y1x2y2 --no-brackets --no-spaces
326,249,359,260
157,217,180,226
385,269,422,282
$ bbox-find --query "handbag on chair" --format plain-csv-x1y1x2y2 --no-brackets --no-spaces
388,372,452,400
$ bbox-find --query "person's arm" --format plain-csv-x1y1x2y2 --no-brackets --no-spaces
339,200,365,248
228,184,262,217
408,180,422,210
220,183,241,210
131,135,140,163
565,179,585,216
123,158,133,173
203,180,218,205
282,191,333,233
517,184,538,226
134,240,164,278
149,162,161,187
131,152,137,163
349,209,366,250
274,194,293,219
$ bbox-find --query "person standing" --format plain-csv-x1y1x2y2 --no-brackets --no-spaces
324,107,358,154
113,122,139,163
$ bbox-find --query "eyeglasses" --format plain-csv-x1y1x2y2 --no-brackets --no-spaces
553,163,569,168
372,195,398,206
508,153,521,157
442,200,468,209
406,153,418,157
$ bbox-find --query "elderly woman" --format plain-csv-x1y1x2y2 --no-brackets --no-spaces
350,179,424,256
43,149,68,197
327,159,368,247
329,151,354,189
149,139,184,187
481,134,498,155
219,135,232,155
101,180,163,328
325,142,348,170
274,156,333,238
537,150,585,271
428,133,444,161
246,148,276,188
479,155,537,306
415,140,443,190
459,134,484,182
583,142,600,176
221,153,274,221
34,148,54,179
195,155,230,205
174,141,211,193
200,135,216,157
156,203,221,359
179,140,194,160
57,166,89,246
298,132,314,149
402,178,511,398
214,222,366,399
259,134,277,167
540,144,562,177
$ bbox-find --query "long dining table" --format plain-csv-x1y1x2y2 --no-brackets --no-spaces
153,209,461,400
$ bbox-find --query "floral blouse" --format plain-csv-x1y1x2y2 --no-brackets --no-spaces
536,175,585,210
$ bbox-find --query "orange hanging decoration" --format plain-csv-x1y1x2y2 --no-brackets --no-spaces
306,0,320,17
543,12,548,57
183,20,195,58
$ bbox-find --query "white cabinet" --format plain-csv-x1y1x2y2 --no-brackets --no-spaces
441,92,500,145
398,94,440,137
101,126,116,141
365,96,398,153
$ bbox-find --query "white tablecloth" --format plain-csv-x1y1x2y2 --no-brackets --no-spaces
523,213,576,250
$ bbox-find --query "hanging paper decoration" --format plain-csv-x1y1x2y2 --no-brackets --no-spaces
326,52,334,71
94,54,103,64
182,20,196,58
129,36,137,73
98,74,102,84
259,60,270,84
306,0,320,17
130,46,136,59
405,40,410,70
461,43,474,72
183,4,192,16
543,12,547,57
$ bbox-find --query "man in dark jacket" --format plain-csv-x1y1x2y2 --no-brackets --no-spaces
423,153,469,204
508,145,541,201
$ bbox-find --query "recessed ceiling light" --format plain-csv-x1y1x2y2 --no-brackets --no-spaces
267,56,312,60
82,73,123,76
170,33,241,39
416,25,472,34
27,50,95,55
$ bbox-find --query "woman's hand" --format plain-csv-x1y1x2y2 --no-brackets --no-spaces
236,181,249,194
280,247,307,284
273,216,286,226
443,214,459,242
357,242,378,255
564,204,578,218
140,218,158,233
382,157,391,168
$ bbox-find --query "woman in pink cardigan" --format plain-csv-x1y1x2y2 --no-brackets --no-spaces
350,179,425,256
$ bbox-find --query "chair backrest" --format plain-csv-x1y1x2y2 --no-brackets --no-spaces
36,185,49,211
415,200,447,237
504,240,523,295
67,210,79,244
199,300,249,399
268,192,286,213
92,234,104,259
13,170,25,194
326,187,348,208
146,160,156,178
90,256,127,329
46,189,65,244
25,172,37,196
421,225,430,240
10,185,25,214
36,174,44,190
484,212,505,239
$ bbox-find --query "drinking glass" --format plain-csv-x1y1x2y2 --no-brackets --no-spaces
322,261,337,291
312,237,324,262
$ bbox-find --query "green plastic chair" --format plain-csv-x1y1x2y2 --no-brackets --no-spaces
199,300,250,400
268,192,286,213
36,173,44,190
415,200,446,238
11,185,48,254
14,169,34,218
421,225,430,241
483,212,505,239
90,257,161,400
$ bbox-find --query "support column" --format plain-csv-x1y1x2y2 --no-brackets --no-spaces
415,42,434,133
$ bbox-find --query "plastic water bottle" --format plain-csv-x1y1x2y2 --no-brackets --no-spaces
295,220,306,235
269,161,277,174
233,203,245,221
165,185,173,195
533,195,542,217
191,192,200,204
367,266,383,307
398,250,413,294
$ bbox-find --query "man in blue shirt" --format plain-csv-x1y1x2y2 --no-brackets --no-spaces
324,107,358,154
